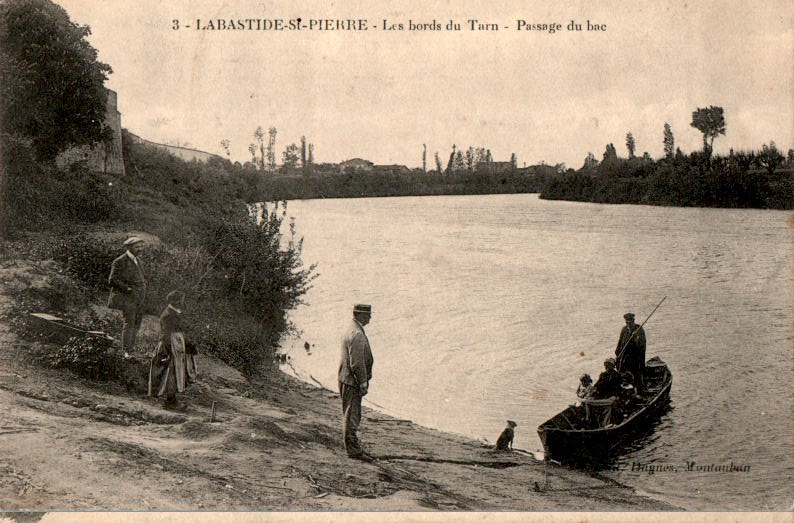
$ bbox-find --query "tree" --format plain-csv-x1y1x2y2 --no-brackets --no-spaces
663,123,675,159
220,139,231,157
602,143,618,163
453,150,465,171
434,152,442,174
690,106,726,153
510,153,517,170
300,136,307,175
248,143,257,165
266,127,277,172
625,132,636,158
756,141,785,176
465,147,475,171
254,127,266,170
282,144,300,170
0,0,113,160
582,152,599,171
308,143,314,166
422,144,427,173
446,145,456,173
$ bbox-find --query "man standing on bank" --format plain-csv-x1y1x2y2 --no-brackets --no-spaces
108,237,148,353
339,303,374,460
615,312,646,392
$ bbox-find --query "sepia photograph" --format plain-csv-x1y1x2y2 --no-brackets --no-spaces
0,0,792,520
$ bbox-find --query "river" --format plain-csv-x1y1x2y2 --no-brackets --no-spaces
275,193,793,510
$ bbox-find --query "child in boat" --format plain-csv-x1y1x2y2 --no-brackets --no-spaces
577,374,593,400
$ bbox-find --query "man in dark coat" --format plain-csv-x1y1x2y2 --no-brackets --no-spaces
108,237,147,352
338,303,374,459
592,358,621,399
615,312,646,391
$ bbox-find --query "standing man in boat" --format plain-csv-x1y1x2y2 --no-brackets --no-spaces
339,303,374,460
615,312,646,391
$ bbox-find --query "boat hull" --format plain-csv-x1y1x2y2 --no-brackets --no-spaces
537,357,672,465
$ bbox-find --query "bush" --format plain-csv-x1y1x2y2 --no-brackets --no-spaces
0,133,122,238
45,205,316,376
198,204,317,374
49,334,120,381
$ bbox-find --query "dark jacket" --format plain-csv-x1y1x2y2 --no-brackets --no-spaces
159,305,183,347
107,252,147,310
592,369,621,399
616,324,646,376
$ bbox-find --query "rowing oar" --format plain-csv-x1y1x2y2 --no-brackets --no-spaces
616,296,666,362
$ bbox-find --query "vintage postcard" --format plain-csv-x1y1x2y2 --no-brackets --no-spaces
0,0,791,521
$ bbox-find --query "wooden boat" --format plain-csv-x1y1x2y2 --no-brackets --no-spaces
537,356,672,464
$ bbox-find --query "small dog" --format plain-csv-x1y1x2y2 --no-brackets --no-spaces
495,420,517,451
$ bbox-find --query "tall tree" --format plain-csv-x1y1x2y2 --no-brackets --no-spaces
0,0,113,160
453,150,465,171
602,143,618,163
266,127,277,172
434,152,442,174
625,132,636,158
510,153,518,170
663,122,675,159
254,127,266,170
422,144,427,173
219,139,231,157
300,136,307,175
308,143,314,166
446,145,456,173
690,106,726,153
465,147,475,171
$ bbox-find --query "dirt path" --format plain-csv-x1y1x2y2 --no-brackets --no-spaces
0,259,678,512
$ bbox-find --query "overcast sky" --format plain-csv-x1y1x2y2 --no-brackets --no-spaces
56,0,793,168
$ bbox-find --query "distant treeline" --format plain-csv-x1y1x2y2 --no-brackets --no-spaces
256,167,546,200
539,148,794,209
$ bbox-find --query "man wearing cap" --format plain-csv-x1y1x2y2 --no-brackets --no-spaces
338,303,374,459
108,237,148,353
592,358,621,399
615,312,646,391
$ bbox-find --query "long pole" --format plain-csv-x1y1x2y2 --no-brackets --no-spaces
617,296,666,359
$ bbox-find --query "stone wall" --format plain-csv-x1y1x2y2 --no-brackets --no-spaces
125,132,222,164
56,89,125,175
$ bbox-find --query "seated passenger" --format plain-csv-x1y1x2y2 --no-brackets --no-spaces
617,371,638,420
591,358,620,399
576,374,593,400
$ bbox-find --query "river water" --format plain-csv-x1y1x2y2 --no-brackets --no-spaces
275,193,793,510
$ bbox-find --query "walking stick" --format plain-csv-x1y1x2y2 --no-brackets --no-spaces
616,296,666,361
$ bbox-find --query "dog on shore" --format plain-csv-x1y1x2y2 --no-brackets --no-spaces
495,420,517,451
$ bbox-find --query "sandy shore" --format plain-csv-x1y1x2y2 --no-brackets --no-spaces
0,259,678,513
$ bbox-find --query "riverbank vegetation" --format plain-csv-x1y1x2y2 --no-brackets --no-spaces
540,114,793,209
0,0,316,378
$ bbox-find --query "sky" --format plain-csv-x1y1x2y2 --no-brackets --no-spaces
55,0,794,168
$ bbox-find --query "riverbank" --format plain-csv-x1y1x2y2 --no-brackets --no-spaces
0,257,677,512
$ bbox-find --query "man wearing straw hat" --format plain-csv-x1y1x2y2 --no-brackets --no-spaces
338,303,374,459
108,237,148,353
